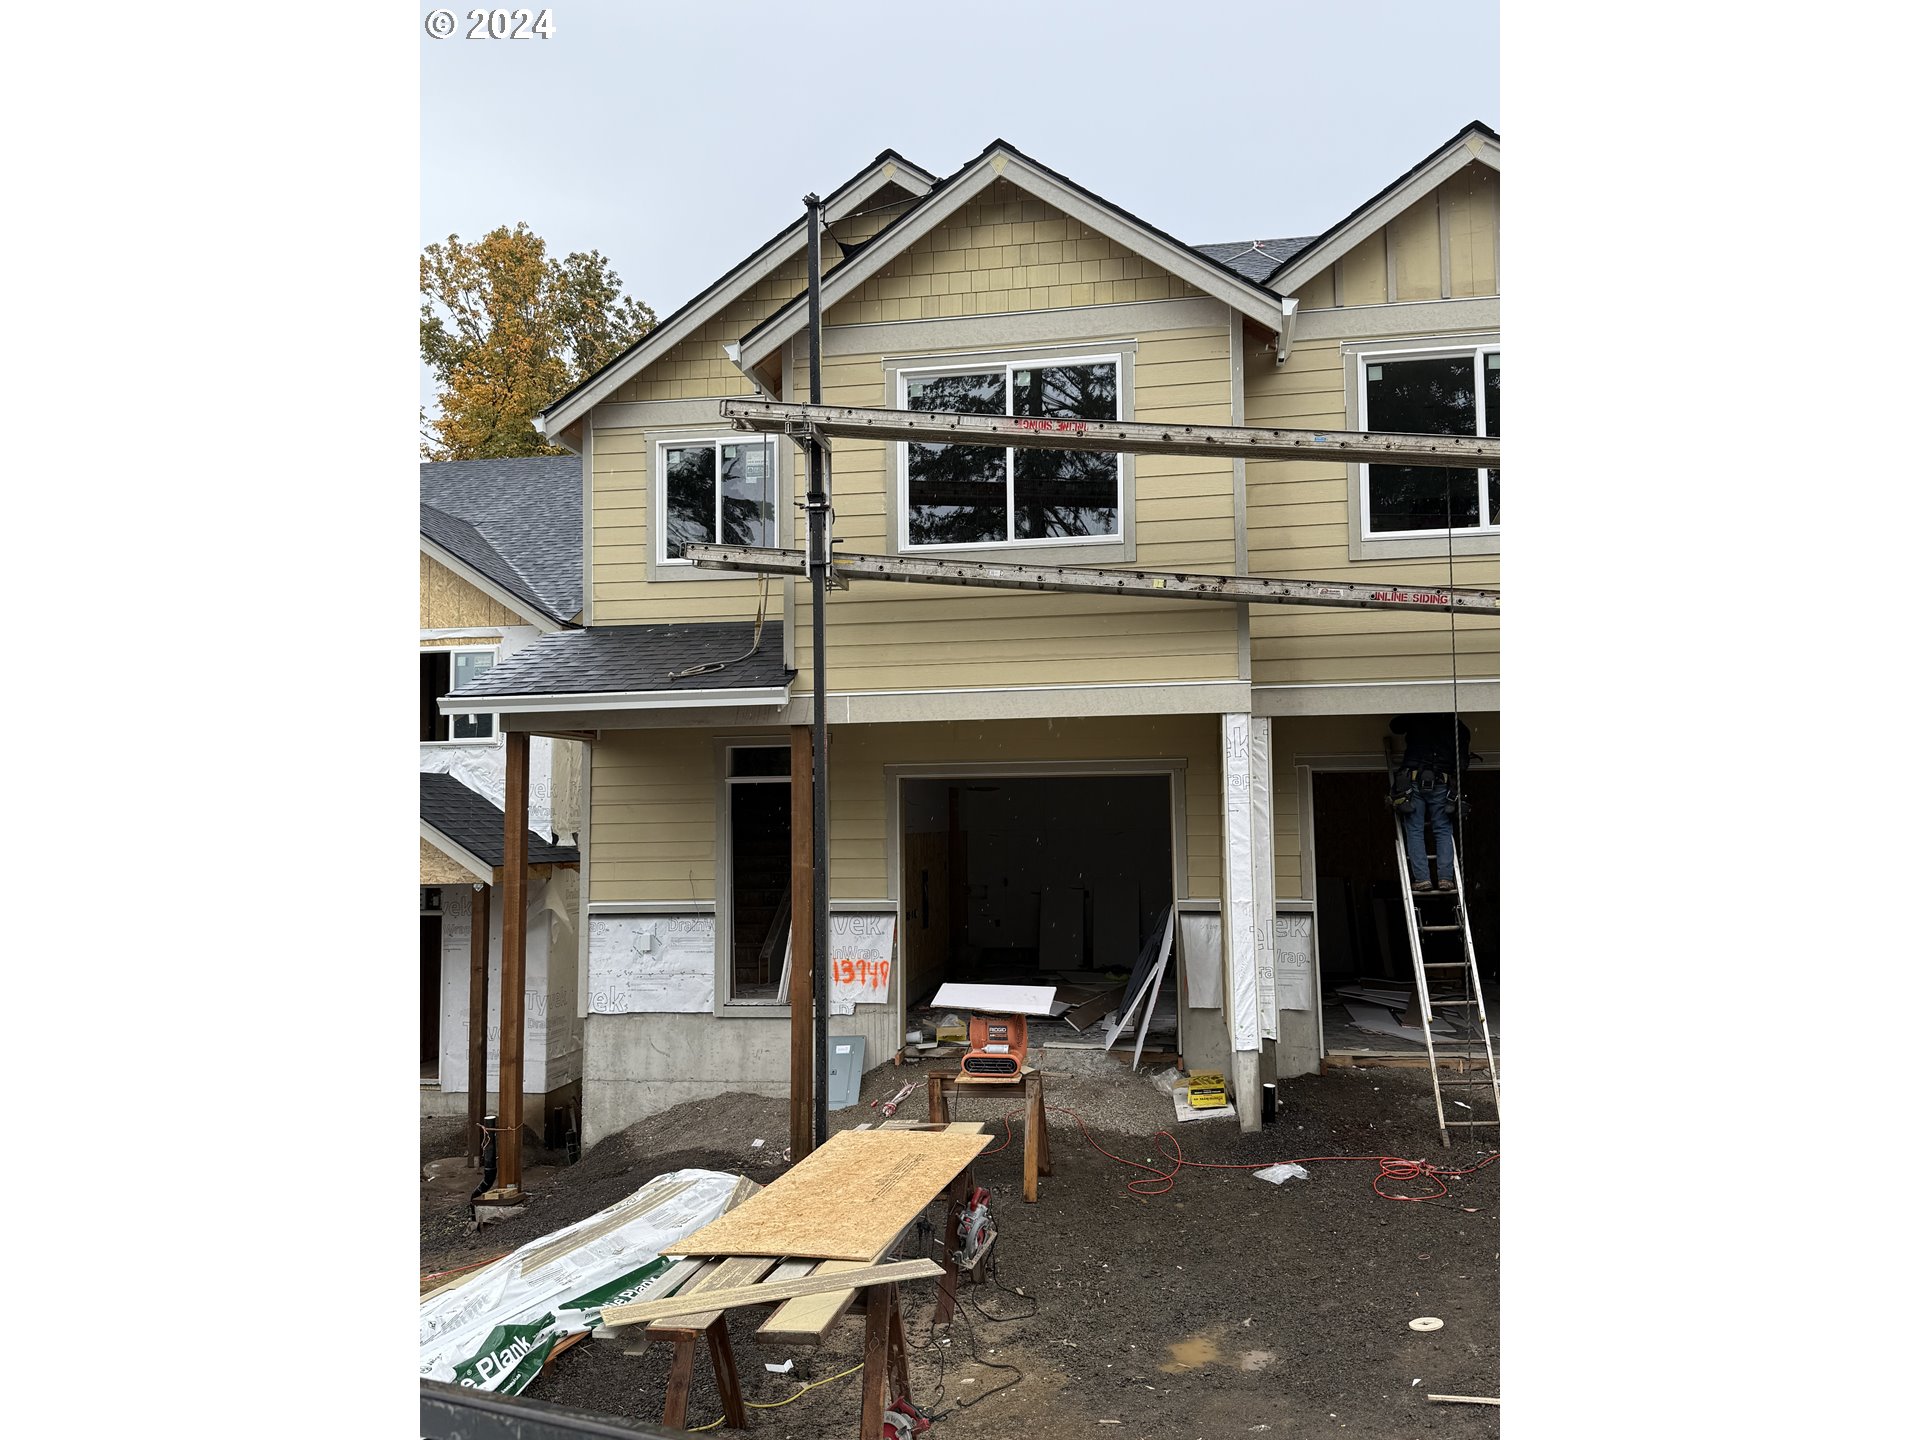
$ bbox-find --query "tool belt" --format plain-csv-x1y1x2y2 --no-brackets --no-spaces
1389,765,1454,814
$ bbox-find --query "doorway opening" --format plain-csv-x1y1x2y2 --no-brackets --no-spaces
897,773,1176,1054
420,904,443,1082
1310,767,1500,1056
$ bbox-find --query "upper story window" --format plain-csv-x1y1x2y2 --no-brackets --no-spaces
659,436,775,563
1358,346,1500,538
420,647,495,742
899,355,1120,548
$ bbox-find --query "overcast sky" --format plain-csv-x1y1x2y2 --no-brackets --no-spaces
421,1,1498,395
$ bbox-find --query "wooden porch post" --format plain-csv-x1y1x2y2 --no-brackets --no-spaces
466,881,490,1167
499,731,529,1194
789,724,815,1160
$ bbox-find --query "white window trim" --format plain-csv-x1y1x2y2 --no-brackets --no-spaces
1355,341,1501,542
651,431,780,576
893,351,1127,553
715,739,794,1016
420,644,499,746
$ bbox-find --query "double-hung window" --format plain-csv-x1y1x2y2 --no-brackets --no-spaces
898,355,1121,549
657,436,776,564
420,647,495,741
1358,346,1500,537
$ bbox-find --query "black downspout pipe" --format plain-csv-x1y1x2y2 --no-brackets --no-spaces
805,193,830,1150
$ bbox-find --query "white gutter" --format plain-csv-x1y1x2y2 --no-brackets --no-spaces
439,684,791,717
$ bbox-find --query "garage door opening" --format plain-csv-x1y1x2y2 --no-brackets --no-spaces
897,774,1176,1052
1311,767,1500,1056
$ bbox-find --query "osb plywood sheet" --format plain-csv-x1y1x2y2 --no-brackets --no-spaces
664,1129,992,1261
421,837,481,885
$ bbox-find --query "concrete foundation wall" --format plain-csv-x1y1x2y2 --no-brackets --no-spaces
582,1002,898,1148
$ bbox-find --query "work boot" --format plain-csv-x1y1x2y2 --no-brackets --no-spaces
1412,879,1434,892
1436,878,1456,892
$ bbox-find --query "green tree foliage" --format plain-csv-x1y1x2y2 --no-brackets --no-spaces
420,223,656,459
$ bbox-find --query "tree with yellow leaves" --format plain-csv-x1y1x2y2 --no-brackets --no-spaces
420,223,656,459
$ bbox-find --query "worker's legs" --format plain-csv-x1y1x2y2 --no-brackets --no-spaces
1400,792,1432,887
1430,782,1456,888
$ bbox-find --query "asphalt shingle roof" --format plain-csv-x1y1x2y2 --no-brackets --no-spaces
450,621,792,700
420,772,579,867
420,455,583,624
1192,237,1317,286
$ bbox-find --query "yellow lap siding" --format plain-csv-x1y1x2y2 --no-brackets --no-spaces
588,716,1225,905
1244,331,1499,687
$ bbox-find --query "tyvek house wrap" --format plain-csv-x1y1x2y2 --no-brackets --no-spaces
419,1168,740,1394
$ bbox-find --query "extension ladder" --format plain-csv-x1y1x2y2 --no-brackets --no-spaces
1391,823,1501,1147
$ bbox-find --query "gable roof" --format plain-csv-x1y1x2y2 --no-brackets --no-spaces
537,150,935,441
1265,120,1500,296
420,772,579,869
735,140,1300,383
439,620,793,716
1193,238,1316,286
419,455,583,627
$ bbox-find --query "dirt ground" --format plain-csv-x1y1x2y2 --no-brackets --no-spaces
421,1061,1499,1438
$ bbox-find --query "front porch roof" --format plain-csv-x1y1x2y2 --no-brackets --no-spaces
438,620,793,716
420,773,580,872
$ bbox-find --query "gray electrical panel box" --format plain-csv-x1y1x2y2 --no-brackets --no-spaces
826,1034,865,1111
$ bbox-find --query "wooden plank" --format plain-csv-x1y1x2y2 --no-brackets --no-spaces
1063,984,1124,1032
790,724,815,1160
1427,1395,1501,1406
690,544,1501,617
860,1284,895,1440
664,1129,992,1262
466,882,489,1165
499,732,529,1190
644,1255,779,1338
601,1258,945,1326
718,398,1499,467
756,1258,872,1346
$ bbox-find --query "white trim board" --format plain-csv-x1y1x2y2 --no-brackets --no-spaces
1268,125,1499,296
419,538,565,633
539,153,935,438
738,144,1296,384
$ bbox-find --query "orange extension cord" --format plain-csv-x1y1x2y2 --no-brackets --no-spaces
975,1102,1498,1203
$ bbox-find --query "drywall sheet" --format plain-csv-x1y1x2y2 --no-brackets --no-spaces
1344,1002,1438,1044
828,913,896,1016
1274,909,1315,1012
588,914,715,1014
1221,714,1260,1051
928,982,1059,1016
666,1129,994,1261
1178,913,1223,1009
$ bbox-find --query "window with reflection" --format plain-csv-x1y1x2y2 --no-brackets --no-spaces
660,437,775,561
1360,348,1500,536
903,357,1120,548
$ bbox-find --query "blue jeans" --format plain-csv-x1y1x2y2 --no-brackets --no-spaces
1400,777,1455,886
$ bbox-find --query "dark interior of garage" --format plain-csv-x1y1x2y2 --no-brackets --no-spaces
897,774,1175,1006
1310,767,1500,996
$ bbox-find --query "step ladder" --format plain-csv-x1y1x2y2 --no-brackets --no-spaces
1391,824,1500,1146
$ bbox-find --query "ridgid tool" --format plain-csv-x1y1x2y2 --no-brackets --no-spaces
928,983,1058,1082
960,1013,1027,1080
